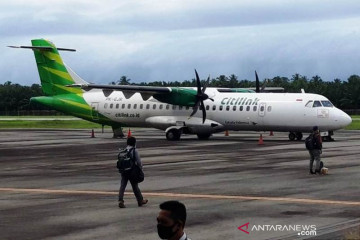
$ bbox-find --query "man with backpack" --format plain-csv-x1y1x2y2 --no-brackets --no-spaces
306,126,323,175
117,136,148,208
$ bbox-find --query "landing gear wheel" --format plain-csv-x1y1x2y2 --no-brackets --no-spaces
295,132,303,141
197,133,211,140
166,129,181,141
289,132,296,141
322,136,334,142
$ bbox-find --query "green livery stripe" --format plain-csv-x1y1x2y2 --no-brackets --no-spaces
58,98,92,111
43,51,63,65
42,66,73,83
31,39,80,96
54,84,83,94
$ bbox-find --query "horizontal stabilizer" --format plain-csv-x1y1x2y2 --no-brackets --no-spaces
8,45,76,52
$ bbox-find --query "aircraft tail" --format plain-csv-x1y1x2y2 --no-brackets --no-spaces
29,39,87,96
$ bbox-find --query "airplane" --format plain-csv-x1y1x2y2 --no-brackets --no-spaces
9,39,352,141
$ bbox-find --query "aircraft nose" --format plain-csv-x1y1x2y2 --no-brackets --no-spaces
339,110,352,128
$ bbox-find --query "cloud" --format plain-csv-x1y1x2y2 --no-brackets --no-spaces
1,0,360,85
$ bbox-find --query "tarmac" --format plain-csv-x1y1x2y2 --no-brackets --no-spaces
0,128,359,240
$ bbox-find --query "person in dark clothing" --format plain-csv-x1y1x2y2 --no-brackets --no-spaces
308,126,323,175
157,201,191,240
118,137,148,208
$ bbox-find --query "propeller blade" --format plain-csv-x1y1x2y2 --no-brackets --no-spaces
261,79,267,92
200,100,206,124
255,70,260,93
202,75,210,94
190,100,200,117
195,69,202,94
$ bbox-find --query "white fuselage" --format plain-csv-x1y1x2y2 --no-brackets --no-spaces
83,88,351,134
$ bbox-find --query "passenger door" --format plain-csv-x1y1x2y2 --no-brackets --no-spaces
91,103,99,120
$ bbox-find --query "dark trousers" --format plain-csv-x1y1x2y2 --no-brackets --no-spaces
119,173,143,203
309,149,321,172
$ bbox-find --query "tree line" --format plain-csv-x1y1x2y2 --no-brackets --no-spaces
1,73,360,114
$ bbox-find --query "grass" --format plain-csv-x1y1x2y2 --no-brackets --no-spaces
0,115,359,130
0,120,110,129
345,117,360,130
0,115,77,119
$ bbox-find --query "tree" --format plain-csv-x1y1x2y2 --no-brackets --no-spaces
117,76,131,85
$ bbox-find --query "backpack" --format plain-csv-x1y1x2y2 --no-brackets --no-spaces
117,148,135,174
305,134,315,150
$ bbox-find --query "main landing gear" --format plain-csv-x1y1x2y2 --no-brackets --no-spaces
288,132,303,141
166,129,181,141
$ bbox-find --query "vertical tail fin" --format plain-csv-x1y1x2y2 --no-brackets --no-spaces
30,39,85,96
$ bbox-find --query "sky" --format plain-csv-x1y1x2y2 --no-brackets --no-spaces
1,0,360,86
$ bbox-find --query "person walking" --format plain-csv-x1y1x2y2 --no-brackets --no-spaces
118,136,148,208
157,201,191,240
306,126,323,175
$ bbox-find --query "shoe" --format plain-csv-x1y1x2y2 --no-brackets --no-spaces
314,170,321,175
309,170,315,175
118,201,126,208
138,199,148,207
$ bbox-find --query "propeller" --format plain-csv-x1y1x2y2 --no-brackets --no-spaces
255,70,267,92
190,69,214,123
255,70,260,93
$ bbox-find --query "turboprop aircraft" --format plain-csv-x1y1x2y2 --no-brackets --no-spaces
10,39,352,141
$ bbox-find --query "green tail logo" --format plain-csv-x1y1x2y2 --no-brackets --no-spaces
31,39,82,96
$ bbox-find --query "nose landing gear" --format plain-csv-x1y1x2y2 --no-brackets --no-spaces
289,132,303,141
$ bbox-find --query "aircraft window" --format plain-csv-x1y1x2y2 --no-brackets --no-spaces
128,104,131,109
104,103,108,109
305,101,313,108
313,101,322,107
212,105,216,111
159,104,163,110
267,106,272,112
134,104,137,109
179,106,183,110
153,104,157,110
146,104,150,110
239,106,243,111
172,105,176,110
110,103,113,109
219,105,223,111
253,106,257,111
260,106,265,112
321,101,334,107
140,104,143,109
226,106,230,111
116,104,119,109
206,105,210,111
233,106,237,111
122,104,125,109
166,105,170,110
246,106,250,111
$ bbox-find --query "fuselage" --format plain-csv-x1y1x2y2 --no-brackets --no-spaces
82,88,352,134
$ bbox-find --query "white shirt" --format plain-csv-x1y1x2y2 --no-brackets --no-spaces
180,232,191,240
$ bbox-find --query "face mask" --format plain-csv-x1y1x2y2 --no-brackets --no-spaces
157,223,177,239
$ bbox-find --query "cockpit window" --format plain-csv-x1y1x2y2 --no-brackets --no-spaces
321,100,334,107
313,101,322,107
305,100,313,108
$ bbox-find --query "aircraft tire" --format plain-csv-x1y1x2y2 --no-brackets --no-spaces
166,129,181,141
197,133,211,140
288,132,296,141
295,132,303,141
